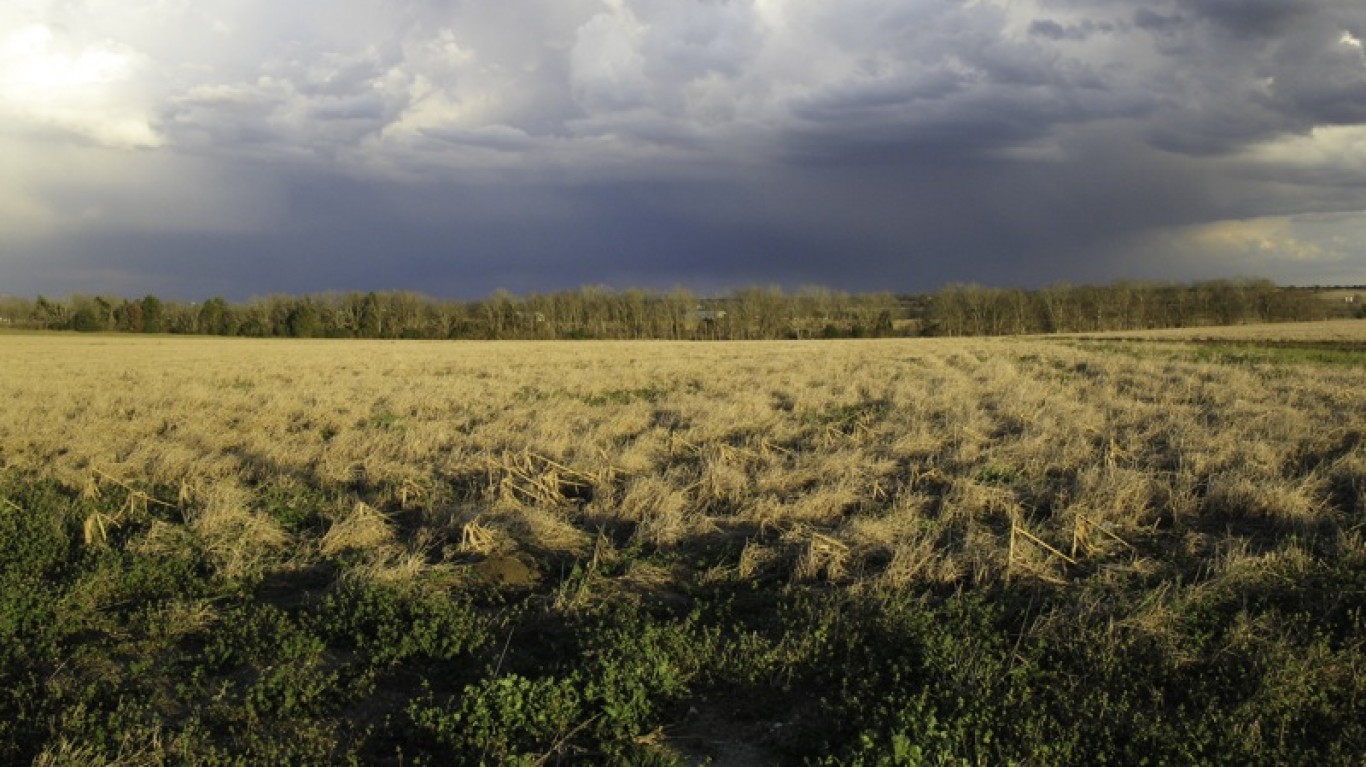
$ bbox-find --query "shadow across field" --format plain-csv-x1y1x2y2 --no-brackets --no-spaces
4,466,1366,764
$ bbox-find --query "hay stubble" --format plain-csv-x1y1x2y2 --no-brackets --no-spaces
2,329,1362,593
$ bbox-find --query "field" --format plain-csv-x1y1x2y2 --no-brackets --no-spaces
2,325,1365,764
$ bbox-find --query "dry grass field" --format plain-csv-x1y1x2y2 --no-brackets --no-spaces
3,329,1363,587
1,324,1364,764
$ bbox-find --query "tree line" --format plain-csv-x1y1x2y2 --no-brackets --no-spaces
925,279,1344,336
0,279,1348,341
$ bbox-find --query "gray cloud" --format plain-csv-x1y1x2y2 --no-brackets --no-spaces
1,0,1365,300
1130,1,1366,155
1029,18,1120,41
1185,0,1314,39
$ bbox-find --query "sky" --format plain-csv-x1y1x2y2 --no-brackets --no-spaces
2,0,1365,300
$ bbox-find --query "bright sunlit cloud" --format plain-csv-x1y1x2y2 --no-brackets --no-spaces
0,23,162,148
1188,217,1327,263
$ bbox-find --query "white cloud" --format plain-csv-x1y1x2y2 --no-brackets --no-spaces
0,23,162,147
571,7,649,112
1235,125,1366,198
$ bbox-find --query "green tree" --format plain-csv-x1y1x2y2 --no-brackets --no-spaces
139,295,164,333
286,302,320,338
71,304,105,332
113,300,144,332
198,297,236,335
30,296,65,329
359,292,382,338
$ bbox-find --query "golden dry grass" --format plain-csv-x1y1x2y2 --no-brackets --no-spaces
2,329,1363,589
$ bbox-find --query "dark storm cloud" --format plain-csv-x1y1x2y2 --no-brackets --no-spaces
776,6,1136,168
11,174,881,300
1132,9,1184,36
2,0,1365,299
1184,0,1313,39
1131,0,1366,156
1028,18,1120,42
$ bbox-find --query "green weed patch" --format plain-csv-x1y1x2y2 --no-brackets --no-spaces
1188,342,1366,367
2,473,1365,764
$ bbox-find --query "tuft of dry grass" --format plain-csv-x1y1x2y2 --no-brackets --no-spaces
188,482,289,580
320,501,395,557
33,733,166,767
